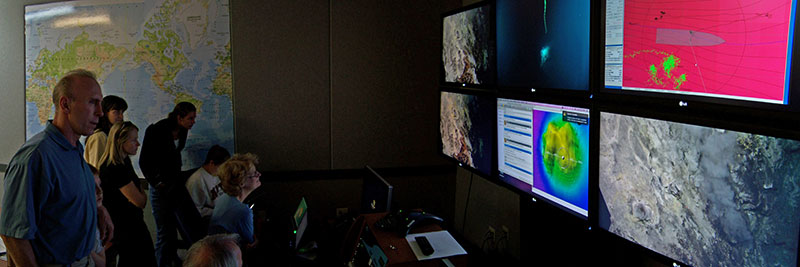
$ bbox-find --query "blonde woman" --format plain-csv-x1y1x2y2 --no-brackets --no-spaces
98,121,156,266
209,153,262,248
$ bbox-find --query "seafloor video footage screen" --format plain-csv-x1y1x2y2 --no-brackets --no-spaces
442,4,495,85
496,0,590,90
598,112,800,267
440,91,493,176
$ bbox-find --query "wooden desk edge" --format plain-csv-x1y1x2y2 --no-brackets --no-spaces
361,213,467,267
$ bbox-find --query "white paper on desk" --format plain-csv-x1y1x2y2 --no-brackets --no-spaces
0,235,6,260
406,230,467,261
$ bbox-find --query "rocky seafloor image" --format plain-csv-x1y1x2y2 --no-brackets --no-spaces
598,112,800,267
442,5,493,84
439,92,491,174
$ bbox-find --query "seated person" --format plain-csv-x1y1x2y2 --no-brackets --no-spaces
183,233,242,267
186,145,231,218
209,153,261,248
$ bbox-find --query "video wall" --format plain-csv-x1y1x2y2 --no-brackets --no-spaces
440,0,800,266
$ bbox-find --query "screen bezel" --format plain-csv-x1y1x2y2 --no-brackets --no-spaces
438,87,497,179
598,0,800,115
592,103,800,267
440,0,497,89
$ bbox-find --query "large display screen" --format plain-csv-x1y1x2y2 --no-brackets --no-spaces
598,112,800,266
497,98,590,217
442,3,495,86
497,0,590,90
604,0,797,104
440,91,494,176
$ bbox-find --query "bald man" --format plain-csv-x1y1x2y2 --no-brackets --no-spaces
1,69,114,266
183,234,242,267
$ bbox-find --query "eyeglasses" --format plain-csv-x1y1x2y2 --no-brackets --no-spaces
247,171,261,179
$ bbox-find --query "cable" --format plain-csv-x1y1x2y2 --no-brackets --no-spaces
461,171,474,234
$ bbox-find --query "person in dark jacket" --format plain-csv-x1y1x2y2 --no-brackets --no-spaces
139,102,196,267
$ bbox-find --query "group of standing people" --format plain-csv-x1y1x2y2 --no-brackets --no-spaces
0,69,260,266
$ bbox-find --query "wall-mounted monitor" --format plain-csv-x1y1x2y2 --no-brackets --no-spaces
497,98,590,218
496,0,591,91
442,1,496,87
604,0,799,107
440,90,494,177
598,111,800,267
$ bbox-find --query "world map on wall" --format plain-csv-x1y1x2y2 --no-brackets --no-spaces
25,0,234,175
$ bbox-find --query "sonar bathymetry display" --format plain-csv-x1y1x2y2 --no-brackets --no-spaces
440,91,492,175
532,110,589,213
599,112,800,267
442,5,494,85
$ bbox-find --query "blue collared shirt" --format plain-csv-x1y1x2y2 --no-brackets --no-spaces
0,122,97,264
209,194,254,245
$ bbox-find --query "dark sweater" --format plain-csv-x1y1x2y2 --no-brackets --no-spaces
139,117,187,189
99,158,144,239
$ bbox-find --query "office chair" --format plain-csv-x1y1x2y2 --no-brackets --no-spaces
339,215,366,265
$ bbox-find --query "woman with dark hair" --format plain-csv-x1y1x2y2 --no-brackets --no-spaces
139,101,196,266
85,95,128,168
99,121,156,266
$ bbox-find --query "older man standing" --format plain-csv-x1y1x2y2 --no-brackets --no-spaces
1,69,114,266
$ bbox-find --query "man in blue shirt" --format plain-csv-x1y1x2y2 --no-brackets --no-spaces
1,69,114,266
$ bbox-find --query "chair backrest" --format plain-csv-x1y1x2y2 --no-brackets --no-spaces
339,215,366,264
173,168,207,247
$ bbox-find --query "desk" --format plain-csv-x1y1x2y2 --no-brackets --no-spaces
362,213,467,267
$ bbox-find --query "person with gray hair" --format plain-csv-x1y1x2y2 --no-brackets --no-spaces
183,234,242,267
0,69,114,266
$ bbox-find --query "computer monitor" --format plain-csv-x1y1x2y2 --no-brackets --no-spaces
360,166,393,214
497,0,591,91
497,97,590,218
440,90,494,177
441,1,495,87
604,0,799,107
292,197,308,249
598,111,800,267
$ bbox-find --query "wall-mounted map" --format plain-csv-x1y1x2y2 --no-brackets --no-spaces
25,0,234,174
